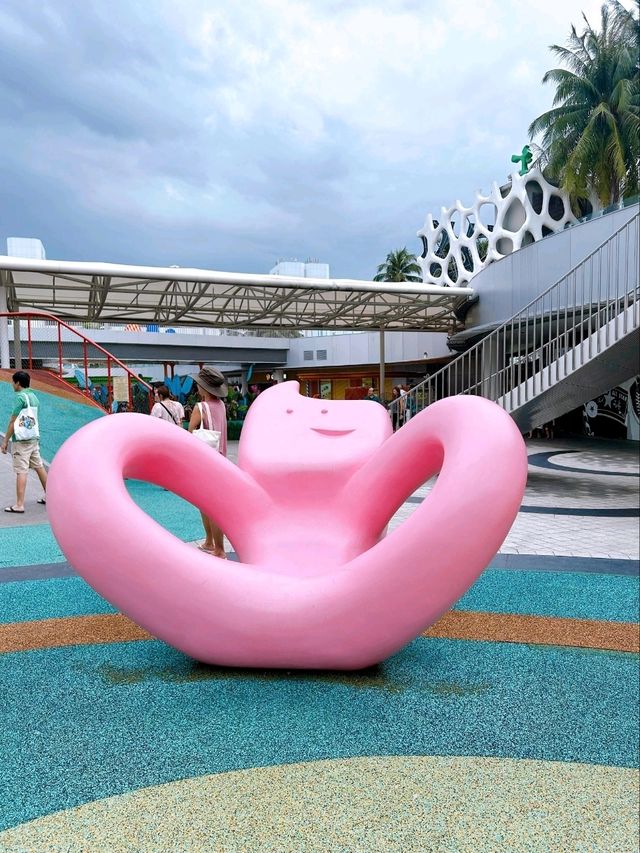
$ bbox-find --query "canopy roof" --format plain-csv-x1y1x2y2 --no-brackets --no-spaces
0,257,473,332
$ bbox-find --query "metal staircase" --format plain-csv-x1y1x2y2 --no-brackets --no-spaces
391,213,639,432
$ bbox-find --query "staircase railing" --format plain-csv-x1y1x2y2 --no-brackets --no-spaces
0,310,154,413
390,212,640,428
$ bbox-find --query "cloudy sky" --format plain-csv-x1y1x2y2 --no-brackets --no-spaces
1,0,610,279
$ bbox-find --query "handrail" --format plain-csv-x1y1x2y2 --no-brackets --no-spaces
390,211,640,428
0,310,153,413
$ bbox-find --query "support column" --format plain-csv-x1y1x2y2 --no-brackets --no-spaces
12,316,23,370
379,325,386,402
480,333,503,400
0,281,10,369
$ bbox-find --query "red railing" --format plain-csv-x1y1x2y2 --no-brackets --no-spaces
0,311,154,413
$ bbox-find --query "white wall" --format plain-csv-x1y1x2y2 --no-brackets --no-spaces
466,204,639,329
269,261,306,277
286,330,451,368
304,262,330,278
6,237,46,260
269,260,330,278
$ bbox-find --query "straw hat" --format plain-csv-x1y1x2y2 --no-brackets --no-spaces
194,367,228,398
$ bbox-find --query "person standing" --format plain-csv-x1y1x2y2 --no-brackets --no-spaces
399,385,409,425
389,386,402,430
188,367,228,558
151,385,185,426
405,385,417,422
365,387,382,404
394,386,407,429
1,371,47,513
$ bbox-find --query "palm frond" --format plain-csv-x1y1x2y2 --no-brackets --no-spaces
528,103,589,137
548,43,589,76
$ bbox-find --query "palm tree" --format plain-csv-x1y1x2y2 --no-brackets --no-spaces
529,0,639,207
374,248,422,282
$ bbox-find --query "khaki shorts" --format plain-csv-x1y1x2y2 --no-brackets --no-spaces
12,439,44,474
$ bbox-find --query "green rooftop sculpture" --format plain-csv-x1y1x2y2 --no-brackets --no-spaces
511,145,533,176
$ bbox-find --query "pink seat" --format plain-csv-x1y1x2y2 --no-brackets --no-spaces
47,383,527,669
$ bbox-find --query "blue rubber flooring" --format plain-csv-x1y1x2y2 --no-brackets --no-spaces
1,569,637,625
0,481,203,568
1,637,637,830
0,526,68,569
457,569,640,623
0,577,116,623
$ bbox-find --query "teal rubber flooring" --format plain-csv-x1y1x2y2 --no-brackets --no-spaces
0,636,637,831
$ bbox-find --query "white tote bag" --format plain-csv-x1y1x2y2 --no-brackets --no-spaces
14,395,40,441
193,402,221,451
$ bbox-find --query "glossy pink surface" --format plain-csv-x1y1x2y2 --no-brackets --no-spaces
47,382,527,669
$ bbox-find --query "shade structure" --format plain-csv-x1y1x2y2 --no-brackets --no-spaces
0,257,473,332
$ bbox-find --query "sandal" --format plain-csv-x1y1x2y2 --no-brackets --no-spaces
4,506,25,514
37,497,46,505
197,544,227,559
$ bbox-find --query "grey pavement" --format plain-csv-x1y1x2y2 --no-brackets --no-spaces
387,438,639,560
0,440,48,527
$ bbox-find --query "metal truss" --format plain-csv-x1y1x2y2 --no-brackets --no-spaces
0,258,474,332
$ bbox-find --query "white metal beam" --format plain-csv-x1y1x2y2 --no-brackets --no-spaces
0,275,9,369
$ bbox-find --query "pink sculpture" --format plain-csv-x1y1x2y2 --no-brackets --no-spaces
47,383,527,669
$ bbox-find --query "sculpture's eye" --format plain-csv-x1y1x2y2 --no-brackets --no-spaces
321,409,328,414
286,408,294,414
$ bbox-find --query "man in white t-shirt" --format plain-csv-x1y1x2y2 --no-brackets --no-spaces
150,385,185,426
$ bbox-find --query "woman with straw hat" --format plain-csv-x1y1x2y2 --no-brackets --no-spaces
188,367,229,558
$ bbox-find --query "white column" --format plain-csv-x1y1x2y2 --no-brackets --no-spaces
379,325,386,401
0,280,10,369
480,334,502,400
12,316,22,369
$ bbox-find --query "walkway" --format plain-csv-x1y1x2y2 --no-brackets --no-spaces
391,438,640,560
0,437,638,851
0,443,48,523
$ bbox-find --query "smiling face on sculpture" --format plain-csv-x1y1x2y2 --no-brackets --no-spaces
238,382,392,479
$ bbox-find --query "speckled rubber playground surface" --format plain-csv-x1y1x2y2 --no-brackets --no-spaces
0,384,638,851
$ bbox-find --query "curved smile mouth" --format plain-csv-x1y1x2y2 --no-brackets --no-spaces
311,428,355,436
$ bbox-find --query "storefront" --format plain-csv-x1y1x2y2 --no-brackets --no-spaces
251,358,451,402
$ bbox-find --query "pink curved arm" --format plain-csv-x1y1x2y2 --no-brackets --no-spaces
47,383,527,669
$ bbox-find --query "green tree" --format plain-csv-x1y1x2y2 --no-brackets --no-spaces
528,0,639,207
374,248,423,282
